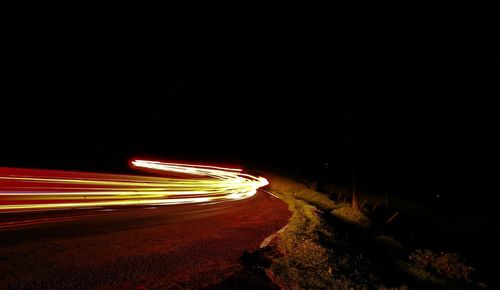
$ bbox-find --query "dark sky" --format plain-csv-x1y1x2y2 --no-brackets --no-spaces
1,2,499,187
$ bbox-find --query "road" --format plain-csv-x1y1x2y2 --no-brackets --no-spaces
0,161,290,289
0,190,290,289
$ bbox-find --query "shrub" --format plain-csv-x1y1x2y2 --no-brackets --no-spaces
409,249,474,282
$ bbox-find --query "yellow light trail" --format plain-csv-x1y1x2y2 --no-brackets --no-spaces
0,160,269,212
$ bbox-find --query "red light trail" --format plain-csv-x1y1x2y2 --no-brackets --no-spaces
0,160,269,213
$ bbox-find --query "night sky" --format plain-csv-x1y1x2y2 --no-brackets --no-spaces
2,2,499,200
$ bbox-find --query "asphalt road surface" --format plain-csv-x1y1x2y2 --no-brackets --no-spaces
0,191,291,289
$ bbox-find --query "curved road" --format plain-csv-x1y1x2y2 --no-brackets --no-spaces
0,191,291,289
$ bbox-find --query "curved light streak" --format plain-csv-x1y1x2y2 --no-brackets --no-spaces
0,160,269,212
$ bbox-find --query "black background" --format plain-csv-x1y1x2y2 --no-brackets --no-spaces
1,2,499,201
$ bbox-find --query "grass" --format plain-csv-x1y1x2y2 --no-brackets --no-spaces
265,174,381,289
260,173,485,289
268,176,338,211
330,206,371,229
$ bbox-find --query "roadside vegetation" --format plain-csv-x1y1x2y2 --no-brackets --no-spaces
259,174,486,289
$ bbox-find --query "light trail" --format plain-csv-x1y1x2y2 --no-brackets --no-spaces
0,160,269,213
